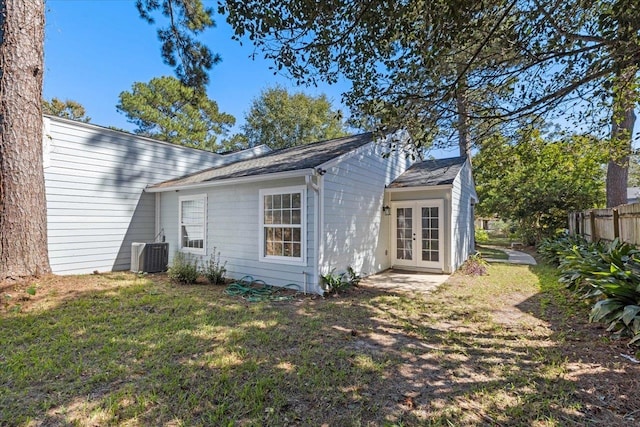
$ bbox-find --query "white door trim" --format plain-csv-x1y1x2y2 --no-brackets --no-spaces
391,200,444,271
391,201,418,268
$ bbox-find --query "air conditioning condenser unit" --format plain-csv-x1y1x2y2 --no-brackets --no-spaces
131,242,169,273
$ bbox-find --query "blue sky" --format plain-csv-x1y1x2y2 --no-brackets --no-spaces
43,1,350,132
43,1,461,158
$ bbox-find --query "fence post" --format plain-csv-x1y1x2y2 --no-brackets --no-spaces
589,210,596,242
576,212,581,235
568,213,573,235
613,208,620,239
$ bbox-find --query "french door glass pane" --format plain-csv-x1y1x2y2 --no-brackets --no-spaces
396,207,413,260
421,206,439,262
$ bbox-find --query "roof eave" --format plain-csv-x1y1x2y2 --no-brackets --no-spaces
146,168,316,193
385,183,454,192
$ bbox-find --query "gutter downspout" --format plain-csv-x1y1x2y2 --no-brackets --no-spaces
155,193,162,242
306,172,323,294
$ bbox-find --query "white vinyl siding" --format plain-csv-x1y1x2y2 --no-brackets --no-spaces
320,139,414,277
450,159,478,272
259,186,306,265
43,116,267,274
160,178,318,293
179,195,207,254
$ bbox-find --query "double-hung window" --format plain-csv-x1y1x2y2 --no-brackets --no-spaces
179,194,207,255
259,186,305,264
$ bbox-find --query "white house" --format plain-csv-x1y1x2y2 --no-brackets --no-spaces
147,132,478,294
43,117,477,294
43,116,269,274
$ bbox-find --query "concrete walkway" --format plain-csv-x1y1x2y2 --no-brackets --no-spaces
359,270,450,295
359,248,535,295
485,248,537,265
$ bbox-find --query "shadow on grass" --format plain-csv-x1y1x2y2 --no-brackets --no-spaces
476,244,509,260
1,268,638,426
514,264,640,425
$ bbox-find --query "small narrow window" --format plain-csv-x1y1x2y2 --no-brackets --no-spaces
179,194,207,254
259,187,305,264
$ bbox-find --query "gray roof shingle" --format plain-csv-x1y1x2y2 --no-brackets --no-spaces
148,132,374,190
388,156,467,188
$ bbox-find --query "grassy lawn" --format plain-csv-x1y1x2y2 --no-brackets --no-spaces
479,235,514,247
476,245,509,260
1,266,638,426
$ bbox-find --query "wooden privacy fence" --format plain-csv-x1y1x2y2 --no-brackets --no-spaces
568,203,640,245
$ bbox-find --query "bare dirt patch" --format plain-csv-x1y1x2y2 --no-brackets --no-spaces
1,273,132,313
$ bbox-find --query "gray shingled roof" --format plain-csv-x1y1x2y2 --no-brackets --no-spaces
388,156,467,188
149,132,374,190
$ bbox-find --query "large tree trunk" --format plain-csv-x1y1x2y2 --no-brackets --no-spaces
0,0,50,279
606,67,638,208
606,157,630,207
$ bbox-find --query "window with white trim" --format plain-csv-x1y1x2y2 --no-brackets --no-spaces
259,187,305,264
179,194,207,254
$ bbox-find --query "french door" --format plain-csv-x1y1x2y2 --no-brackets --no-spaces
392,200,444,270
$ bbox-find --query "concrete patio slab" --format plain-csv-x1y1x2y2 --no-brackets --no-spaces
359,269,450,295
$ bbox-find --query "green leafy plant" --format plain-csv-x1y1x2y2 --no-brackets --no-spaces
588,250,640,344
202,248,227,285
536,232,580,265
591,299,640,345
475,228,489,244
540,235,640,345
321,269,350,294
346,266,362,287
167,252,199,285
321,266,361,295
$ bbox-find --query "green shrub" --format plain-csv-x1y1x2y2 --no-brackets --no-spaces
537,232,591,265
202,248,227,285
168,252,199,285
539,235,640,345
475,228,489,243
494,220,514,236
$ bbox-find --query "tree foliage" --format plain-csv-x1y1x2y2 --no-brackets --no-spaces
474,131,607,243
219,132,249,153
42,98,90,122
117,76,235,151
221,0,640,205
136,0,218,89
241,86,348,150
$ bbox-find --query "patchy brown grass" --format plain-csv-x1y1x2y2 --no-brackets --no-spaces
1,264,638,426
